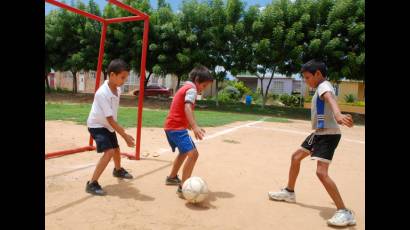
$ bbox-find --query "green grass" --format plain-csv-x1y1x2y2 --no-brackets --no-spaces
45,103,289,128
196,99,365,125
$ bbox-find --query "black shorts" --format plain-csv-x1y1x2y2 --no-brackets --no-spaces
88,128,119,153
301,133,341,163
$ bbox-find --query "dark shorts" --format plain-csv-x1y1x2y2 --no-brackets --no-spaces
301,133,341,163
165,129,196,154
88,128,119,153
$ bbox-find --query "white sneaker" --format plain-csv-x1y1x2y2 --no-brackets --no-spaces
268,188,296,203
327,209,356,226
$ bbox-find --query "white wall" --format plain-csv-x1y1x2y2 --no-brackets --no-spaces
257,78,294,95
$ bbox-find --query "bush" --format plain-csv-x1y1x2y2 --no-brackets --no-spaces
354,101,365,106
279,94,302,107
304,95,313,103
216,86,241,103
233,81,252,97
217,91,237,103
271,93,280,101
344,94,356,103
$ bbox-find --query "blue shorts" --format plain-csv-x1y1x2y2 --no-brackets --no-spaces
165,130,196,154
88,128,119,153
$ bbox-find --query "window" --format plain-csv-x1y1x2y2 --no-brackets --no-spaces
293,81,301,93
272,81,284,94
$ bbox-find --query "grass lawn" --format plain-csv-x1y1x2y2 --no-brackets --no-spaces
45,103,290,128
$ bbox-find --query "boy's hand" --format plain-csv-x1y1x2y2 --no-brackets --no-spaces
192,126,205,140
335,113,354,128
123,134,135,147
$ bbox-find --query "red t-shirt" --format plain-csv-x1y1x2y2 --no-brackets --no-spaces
164,82,197,130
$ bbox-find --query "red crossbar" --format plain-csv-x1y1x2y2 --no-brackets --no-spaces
45,146,96,160
45,0,106,23
106,16,144,24
108,0,149,18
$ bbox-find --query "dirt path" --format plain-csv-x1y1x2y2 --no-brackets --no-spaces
45,120,364,230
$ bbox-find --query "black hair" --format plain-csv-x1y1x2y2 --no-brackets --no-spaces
107,58,130,76
300,59,327,78
189,65,213,83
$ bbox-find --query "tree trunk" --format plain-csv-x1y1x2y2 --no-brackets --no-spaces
262,69,276,108
144,72,153,89
72,71,77,93
45,72,50,93
215,79,219,107
176,76,181,91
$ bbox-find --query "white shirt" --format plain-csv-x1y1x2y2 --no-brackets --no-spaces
87,80,121,132
311,80,341,135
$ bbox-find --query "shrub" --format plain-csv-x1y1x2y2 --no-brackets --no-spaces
279,94,302,107
344,94,356,103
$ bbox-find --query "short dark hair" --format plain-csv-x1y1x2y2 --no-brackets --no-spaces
189,65,213,83
107,58,130,75
300,59,327,78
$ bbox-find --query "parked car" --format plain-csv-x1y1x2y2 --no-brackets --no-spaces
133,84,173,97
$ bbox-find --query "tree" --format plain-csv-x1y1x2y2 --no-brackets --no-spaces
250,0,304,108
45,1,82,93
203,0,227,106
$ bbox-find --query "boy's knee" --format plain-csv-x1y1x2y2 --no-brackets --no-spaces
104,149,115,157
316,169,328,179
188,149,199,159
291,151,305,162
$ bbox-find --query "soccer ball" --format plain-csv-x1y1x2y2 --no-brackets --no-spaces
182,176,209,203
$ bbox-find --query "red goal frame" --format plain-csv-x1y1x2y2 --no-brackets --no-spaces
45,0,149,160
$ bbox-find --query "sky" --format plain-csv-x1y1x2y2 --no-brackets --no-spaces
45,0,273,15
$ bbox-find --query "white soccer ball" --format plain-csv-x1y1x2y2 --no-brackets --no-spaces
182,176,209,203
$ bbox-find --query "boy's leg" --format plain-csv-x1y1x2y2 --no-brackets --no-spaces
112,147,121,170
286,149,310,190
317,161,356,226
316,161,346,209
268,149,309,202
169,153,188,178
90,149,115,182
181,148,199,185
112,148,133,179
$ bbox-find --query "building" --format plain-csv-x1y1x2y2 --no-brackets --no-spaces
304,80,365,102
236,73,305,96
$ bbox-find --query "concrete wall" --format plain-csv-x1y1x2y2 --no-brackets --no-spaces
304,81,365,102
54,71,105,93
257,78,294,95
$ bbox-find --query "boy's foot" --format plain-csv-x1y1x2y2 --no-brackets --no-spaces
166,175,181,185
86,181,106,196
113,167,133,179
268,188,296,203
327,209,356,227
176,185,184,199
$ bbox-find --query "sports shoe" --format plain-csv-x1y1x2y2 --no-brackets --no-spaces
327,209,356,226
86,181,106,196
176,185,184,199
166,175,181,185
268,188,296,203
113,167,133,179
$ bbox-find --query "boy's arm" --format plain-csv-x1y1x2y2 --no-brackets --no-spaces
106,116,135,147
184,103,205,140
322,92,354,127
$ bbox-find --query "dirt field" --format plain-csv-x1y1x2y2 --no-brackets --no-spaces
45,119,364,230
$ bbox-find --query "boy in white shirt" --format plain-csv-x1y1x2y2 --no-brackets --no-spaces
86,59,135,196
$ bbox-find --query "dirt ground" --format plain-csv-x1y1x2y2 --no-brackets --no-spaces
45,119,364,230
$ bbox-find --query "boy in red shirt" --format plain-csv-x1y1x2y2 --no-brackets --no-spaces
163,66,213,197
